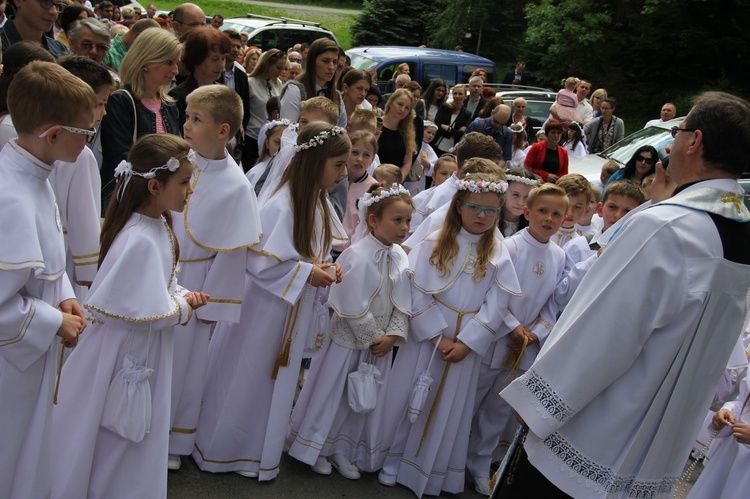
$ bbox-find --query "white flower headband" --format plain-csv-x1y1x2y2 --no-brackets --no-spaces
359,183,411,210
509,121,525,134
294,126,347,152
505,174,538,186
456,178,508,194
266,119,292,133
114,150,196,201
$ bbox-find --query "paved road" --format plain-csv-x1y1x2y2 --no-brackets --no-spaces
235,0,360,16
167,452,485,498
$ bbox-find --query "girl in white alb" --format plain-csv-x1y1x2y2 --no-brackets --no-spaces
288,183,413,479
192,123,350,481
51,135,208,499
377,173,521,497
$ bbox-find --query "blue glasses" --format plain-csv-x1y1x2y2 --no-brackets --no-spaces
462,201,501,217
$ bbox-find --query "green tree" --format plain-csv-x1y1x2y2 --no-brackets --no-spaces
351,0,430,46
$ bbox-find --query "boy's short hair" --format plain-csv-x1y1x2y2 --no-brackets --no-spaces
603,179,646,205
601,160,621,176
57,55,114,92
454,132,502,168
374,163,402,185
348,108,377,133
460,157,502,178
300,96,338,125
404,81,422,93
266,96,280,116
556,173,590,199
589,184,601,203
8,61,97,134
349,129,378,155
527,183,568,209
186,84,243,137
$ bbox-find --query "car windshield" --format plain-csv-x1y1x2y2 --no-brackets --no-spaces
601,125,675,164
349,54,377,70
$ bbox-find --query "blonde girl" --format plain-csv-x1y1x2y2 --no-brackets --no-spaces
52,135,208,499
193,122,351,481
288,183,413,479
377,172,521,497
379,88,417,180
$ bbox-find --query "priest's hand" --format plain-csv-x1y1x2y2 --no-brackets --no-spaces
57,312,84,348
442,341,471,363
650,160,677,203
712,409,735,429
370,335,397,357
731,423,750,444
310,264,336,287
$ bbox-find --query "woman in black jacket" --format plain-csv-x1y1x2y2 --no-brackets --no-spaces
432,84,472,156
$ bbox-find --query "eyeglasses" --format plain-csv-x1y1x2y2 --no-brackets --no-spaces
462,201,501,217
635,155,655,165
39,125,98,143
38,0,65,11
670,126,698,138
79,41,111,52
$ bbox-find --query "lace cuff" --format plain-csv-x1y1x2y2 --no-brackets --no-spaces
384,309,408,345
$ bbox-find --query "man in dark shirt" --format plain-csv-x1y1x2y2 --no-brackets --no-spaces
0,0,68,58
501,60,529,86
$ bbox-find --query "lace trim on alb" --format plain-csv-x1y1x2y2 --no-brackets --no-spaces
543,432,678,498
523,369,574,422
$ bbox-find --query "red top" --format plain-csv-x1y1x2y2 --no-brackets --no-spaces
524,141,569,181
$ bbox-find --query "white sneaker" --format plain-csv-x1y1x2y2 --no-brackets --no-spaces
378,470,397,486
235,470,259,478
330,454,360,480
473,476,492,496
310,456,332,475
167,454,181,471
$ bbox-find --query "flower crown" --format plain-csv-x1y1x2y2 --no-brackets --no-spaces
456,178,508,194
113,150,196,201
509,121,525,134
505,174,538,186
359,183,410,210
266,118,292,133
294,126,346,152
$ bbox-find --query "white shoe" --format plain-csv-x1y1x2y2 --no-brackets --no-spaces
167,454,181,471
310,456,332,475
330,454,360,480
378,470,397,486
235,470,259,478
473,476,491,496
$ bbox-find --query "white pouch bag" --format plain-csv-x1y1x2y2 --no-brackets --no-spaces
347,354,382,414
101,328,154,443
407,335,442,423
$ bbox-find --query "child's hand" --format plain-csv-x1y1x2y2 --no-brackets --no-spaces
57,313,84,348
431,335,454,353
185,292,210,309
310,264,336,288
333,263,343,283
732,423,750,444
60,298,86,330
442,341,471,363
525,332,538,345
712,409,735,430
370,335,398,357
184,305,193,325
509,325,527,344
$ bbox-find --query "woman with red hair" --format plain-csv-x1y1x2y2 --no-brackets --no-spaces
524,119,569,183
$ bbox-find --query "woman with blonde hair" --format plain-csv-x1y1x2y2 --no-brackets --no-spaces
243,47,262,73
378,88,417,181
590,88,608,118
100,28,183,206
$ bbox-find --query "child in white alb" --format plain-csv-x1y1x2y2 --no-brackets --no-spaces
377,171,521,497
466,183,567,495
287,184,412,479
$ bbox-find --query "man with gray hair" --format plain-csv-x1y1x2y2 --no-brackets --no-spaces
69,18,111,65
464,104,513,167
464,75,486,121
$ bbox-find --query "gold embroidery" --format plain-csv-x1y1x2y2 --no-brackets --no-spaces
281,261,303,300
85,303,180,323
0,299,35,347
164,218,177,290
9,141,52,172
72,251,100,260
179,255,216,263
722,192,743,214
193,443,262,465
249,247,282,263
74,261,98,266
313,331,325,350
206,298,242,305
171,426,197,434
272,301,301,380
85,316,104,325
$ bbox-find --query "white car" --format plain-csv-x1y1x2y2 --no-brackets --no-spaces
569,117,683,183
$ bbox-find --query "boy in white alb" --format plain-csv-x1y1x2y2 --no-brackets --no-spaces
574,184,603,239
168,85,262,469
48,56,114,301
466,184,567,495
551,173,589,247
0,62,92,499
556,180,646,310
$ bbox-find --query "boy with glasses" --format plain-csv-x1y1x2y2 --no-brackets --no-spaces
0,61,96,499
0,0,68,57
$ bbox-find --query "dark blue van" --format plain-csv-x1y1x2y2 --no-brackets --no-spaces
346,46,496,90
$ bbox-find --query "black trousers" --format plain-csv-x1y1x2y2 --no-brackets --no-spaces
496,446,573,499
